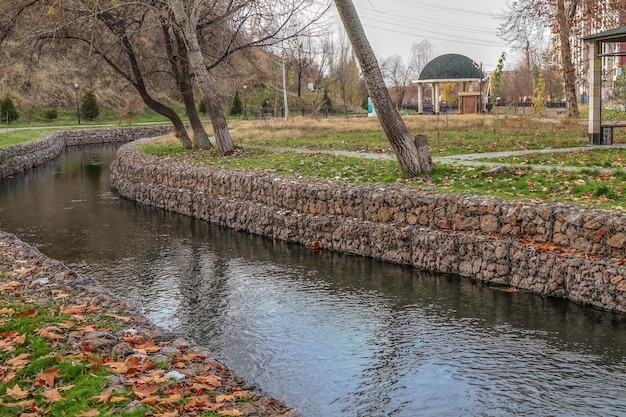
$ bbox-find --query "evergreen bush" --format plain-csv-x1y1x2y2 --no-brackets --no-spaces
230,91,243,116
0,95,19,123
45,109,58,121
198,100,207,115
81,90,100,121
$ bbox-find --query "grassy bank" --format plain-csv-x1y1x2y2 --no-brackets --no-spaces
143,114,626,212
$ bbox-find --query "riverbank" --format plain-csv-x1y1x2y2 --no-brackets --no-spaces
0,230,300,416
0,127,301,416
111,137,626,313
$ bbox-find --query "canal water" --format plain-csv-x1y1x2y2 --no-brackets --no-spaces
1,144,626,416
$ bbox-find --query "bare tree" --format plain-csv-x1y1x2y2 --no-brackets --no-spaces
333,0,432,175
380,54,410,110
407,39,434,80
499,0,626,119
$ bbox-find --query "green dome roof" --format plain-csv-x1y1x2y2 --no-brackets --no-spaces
419,54,481,80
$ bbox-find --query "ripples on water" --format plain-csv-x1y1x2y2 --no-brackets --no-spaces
1,144,626,416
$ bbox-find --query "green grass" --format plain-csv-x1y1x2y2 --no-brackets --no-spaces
0,129,55,148
140,143,626,211
0,299,139,417
481,147,626,168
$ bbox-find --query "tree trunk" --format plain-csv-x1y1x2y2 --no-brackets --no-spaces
167,0,234,154
333,0,432,175
121,36,193,149
556,0,580,119
173,29,212,149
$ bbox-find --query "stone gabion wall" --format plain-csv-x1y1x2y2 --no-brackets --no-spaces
110,139,626,313
0,126,172,180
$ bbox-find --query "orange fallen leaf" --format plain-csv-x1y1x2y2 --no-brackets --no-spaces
43,388,63,402
36,368,61,387
16,309,38,318
6,383,29,400
0,307,16,315
2,399,34,409
105,313,132,323
7,353,30,369
215,394,235,403
140,396,159,406
110,395,128,403
194,374,222,388
105,362,129,374
158,393,183,405
0,281,23,291
36,327,65,342
92,392,112,403
133,383,160,399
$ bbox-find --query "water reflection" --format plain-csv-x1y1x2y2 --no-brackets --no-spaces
1,144,626,416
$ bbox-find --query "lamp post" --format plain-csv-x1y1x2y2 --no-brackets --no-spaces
243,85,247,119
73,83,81,125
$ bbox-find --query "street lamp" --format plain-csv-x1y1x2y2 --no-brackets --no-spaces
243,85,247,119
73,83,81,125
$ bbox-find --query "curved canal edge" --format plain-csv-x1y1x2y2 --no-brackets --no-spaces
110,137,626,313
2,126,626,313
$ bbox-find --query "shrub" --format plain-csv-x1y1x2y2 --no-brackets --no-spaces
198,100,207,115
0,95,19,123
81,90,100,121
45,109,58,121
230,91,243,116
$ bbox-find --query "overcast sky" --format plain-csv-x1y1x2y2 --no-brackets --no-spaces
342,0,513,71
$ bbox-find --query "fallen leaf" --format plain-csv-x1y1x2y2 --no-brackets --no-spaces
133,384,160,399
140,396,159,406
216,394,235,403
105,361,129,374
16,309,38,318
153,412,179,417
194,374,222,388
219,409,243,416
110,395,128,403
43,388,63,402
36,368,61,387
6,383,29,400
36,326,65,341
105,313,132,323
0,307,16,315
2,399,34,409
158,393,183,405
0,281,23,291
92,392,112,403
77,408,99,417
7,353,30,369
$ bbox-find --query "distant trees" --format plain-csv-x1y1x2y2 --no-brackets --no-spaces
499,0,626,119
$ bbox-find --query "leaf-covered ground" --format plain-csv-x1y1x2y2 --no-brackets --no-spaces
0,233,298,417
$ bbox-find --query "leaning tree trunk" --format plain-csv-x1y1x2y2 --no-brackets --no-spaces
556,0,580,119
167,0,234,154
121,36,193,149
333,0,432,175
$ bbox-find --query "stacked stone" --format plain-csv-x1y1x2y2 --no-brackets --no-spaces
110,138,626,312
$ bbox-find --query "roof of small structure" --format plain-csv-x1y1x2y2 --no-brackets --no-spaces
583,25,626,43
419,54,482,81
